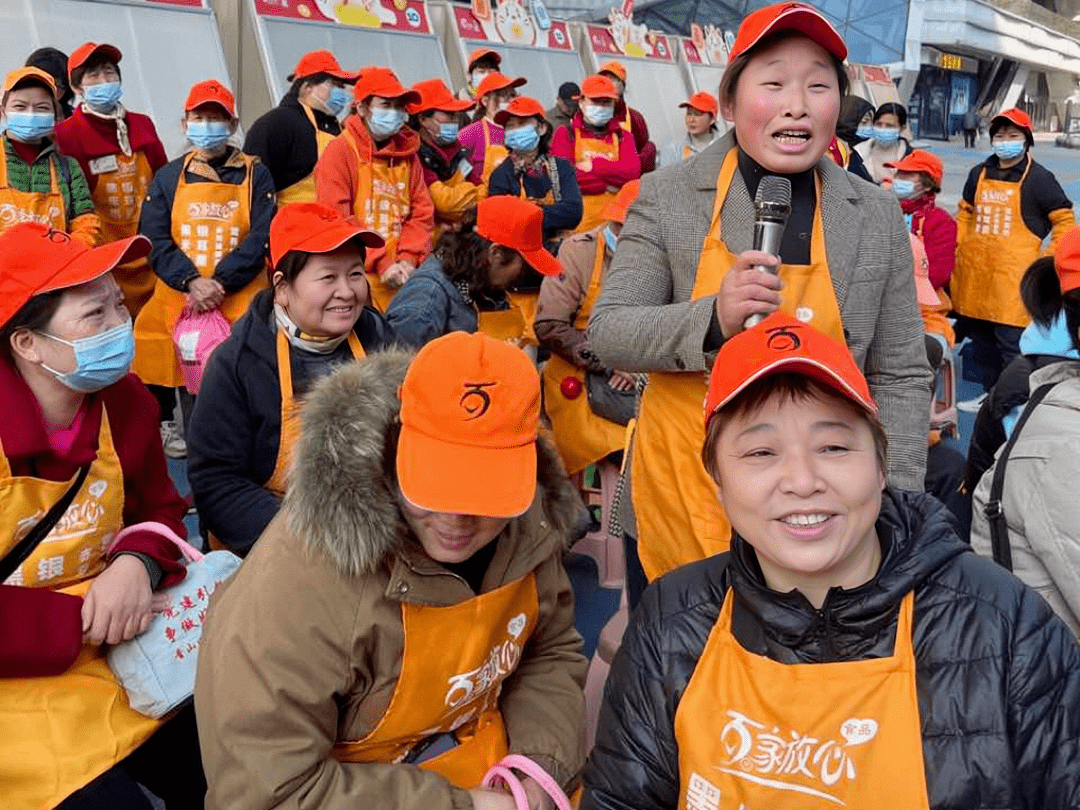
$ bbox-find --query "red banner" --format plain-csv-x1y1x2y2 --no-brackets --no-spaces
586,24,672,62
254,0,432,35
453,5,570,50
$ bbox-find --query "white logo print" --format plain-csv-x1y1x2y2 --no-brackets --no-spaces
507,613,526,639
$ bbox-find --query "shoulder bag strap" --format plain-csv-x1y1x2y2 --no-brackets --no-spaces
0,464,91,582
984,383,1056,571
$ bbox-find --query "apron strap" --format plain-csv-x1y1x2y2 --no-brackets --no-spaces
0,464,90,582
275,329,295,404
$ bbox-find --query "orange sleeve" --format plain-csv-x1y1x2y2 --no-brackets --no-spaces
428,175,480,224
69,212,102,247
314,135,359,218
393,156,435,268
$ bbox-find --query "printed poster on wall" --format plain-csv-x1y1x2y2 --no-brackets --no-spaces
254,0,432,35
586,7,673,62
453,0,572,51
682,24,732,66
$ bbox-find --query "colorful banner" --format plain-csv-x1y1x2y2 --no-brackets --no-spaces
586,23,672,62
680,25,731,66
254,0,432,35
453,3,571,50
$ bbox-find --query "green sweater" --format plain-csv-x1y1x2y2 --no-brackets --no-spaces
1,134,95,224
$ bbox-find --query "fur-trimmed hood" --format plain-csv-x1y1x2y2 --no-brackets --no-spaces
283,348,583,576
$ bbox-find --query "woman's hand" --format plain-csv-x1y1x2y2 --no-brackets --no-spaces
382,260,415,288
82,555,153,645
187,277,225,312
714,250,783,338
468,788,517,810
608,370,636,391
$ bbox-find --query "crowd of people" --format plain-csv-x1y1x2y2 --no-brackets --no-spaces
2,3,1080,809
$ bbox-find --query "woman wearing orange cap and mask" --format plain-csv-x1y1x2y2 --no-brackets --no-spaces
196,331,587,810
458,71,529,187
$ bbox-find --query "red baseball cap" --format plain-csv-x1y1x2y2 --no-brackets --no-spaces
1054,226,1080,294
287,50,357,83
602,179,640,224
476,197,562,278
728,2,847,63
0,224,150,328
185,80,235,117
68,42,123,81
493,96,547,127
992,107,1033,134
269,202,384,269
578,75,619,101
884,149,943,187
397,331,540,517
3,67,58,99
468,48,502,71
354,66,422,105
474,72,527,100
598,61,627,82
704,312,876,426
408,78,474,114
680,91,718,116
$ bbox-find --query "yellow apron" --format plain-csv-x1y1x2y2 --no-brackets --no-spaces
0,410,162,810
952,162,1040,328
477,301,528,345
132,152,267,388
675,590,930,809
90,150,156,318
631,148,844,581
574,126,620,233
0,145,67,234
542,239,627,474
346,129,413,312
480,118,509,189
618,108,633,134
276,104,335,205
331,573,539,790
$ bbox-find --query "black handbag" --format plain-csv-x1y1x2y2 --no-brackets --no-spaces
585,369,636,426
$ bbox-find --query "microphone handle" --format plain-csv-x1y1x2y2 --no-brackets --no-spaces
744,218,785,329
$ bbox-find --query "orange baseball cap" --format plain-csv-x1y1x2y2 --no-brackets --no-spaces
910,234,939,306
704,311,876,426
680,91,718,116
598,61,627,82
397,331,541,517
602,179,640,224
493,96,547,127
476,196,562,278
287,50,357,83
354,66,422,105
68,42,123,81
578,75,619,101
269,202,384,269
884,149,943,187
474,72,528,101
0,224,150,328
728,2,847,63
1054,226,1080,294
409,78,474,114
185,80,235,117
468,48,502,71
992,107,1033,134
3,66,58,99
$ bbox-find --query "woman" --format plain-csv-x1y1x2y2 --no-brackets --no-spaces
385,196,561,348
187,202,391,556
832,94,873,182
588,2,930,588
459,47,502,102
885,149,957,290
244,50,357,204
0,66,100,245
658,92,722,168
854,101,912,187
551,74,640,233
596,61,657,174
133,80,274,453
970,227,1080,635
54,42,169,317
196,331,587,810
488,95,583,250
458,72,528,186
316,67,434,310
0,223,203,810
584,312,1080,810
953,107,1074,389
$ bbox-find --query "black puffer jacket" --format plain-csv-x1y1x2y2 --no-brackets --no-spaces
584,490,1080,809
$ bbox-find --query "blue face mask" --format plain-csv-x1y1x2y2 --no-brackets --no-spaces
367,107,407,140
855,124,874,140
326,86,351,117
583,103,614,128
38,320,135,393
187,120,232,152
6,112,55,142
892,178,916,199
872,126,900,144
993,140,1026,161
83,81,123,113
436,121,460,145
505,124,540,152
603,225,618,253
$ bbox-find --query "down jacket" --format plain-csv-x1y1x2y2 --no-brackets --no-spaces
583,490,1080,810
196,349,588,810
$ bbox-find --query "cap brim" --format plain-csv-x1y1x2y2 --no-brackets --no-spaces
422,98,475,114
742,9,847,62
520,246,563,277
40,234,151,295
397,426,536,517
289,69,359,83
714,356,876,416
290,220,385,259
493,107,543,126
480,76,528,97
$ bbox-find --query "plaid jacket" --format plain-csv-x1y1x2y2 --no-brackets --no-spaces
588,132,931,490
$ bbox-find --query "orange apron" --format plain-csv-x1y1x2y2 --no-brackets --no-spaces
543,238,627,474
277,104,335,205
675,590,930,809
574,127,620,233
952,162,1040,328
477,301,528,345
631,148,844,581
90,150,156,317
332,573,539,790
346,129,413,312
132,152,266,388
618,108,633,134
480,118,509,189
0,145,67,234
0,410,162,810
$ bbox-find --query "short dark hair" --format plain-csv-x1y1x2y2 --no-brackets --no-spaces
719,31,849,112
0,290,64,361
434,206,514,296
1020,255,1080,350
990,116,1034,148
873,102,906,128
558,82,580,102
69,53,121,90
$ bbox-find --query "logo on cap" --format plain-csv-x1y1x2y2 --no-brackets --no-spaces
460,382,496,419
766,325,802,351
47,229,72,244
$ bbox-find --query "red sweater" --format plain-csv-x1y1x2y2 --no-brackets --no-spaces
53,107,168,195
550,113,641,195
902,194,957,290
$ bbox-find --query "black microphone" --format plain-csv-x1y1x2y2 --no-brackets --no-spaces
744,175,792,329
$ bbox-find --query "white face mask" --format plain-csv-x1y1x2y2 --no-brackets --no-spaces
470,70,490,90
583,103,614,127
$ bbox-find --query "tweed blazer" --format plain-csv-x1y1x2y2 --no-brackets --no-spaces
588,133,931,490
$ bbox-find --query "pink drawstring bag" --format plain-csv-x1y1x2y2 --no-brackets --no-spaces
173,306,231,394
481,755,574,810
